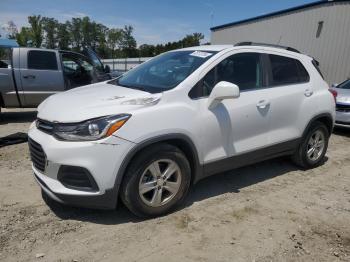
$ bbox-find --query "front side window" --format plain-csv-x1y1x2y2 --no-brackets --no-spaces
62,54,93,73
109,50,216,93
269,54,309,86
28,50,58,70
189,52,262,98
62,53,94,89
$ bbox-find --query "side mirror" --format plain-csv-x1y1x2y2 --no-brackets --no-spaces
331,83,338,88
104,65,111,73
208,81,240,109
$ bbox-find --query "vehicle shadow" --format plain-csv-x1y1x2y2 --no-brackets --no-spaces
0,110,37,124
47,156,313,225
185,158,299,206
333,126,350,137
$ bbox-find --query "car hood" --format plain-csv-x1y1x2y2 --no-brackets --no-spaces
37,82,161,122
334,87,350,104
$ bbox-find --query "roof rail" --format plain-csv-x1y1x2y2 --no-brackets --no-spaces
234,42,300,53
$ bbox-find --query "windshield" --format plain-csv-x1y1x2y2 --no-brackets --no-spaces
109,50,216,93
337,79,350,89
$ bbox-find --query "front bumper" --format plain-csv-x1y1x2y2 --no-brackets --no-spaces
28,123,135,209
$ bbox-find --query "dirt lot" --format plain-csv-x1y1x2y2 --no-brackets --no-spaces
0,108,349,262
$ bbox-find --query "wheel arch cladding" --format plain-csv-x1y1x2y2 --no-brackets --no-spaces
303,113,333,138
113,134,202,204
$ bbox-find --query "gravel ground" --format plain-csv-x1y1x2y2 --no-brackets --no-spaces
0,108,349,262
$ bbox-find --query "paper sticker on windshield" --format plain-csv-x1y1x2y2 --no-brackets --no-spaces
190,51,213,58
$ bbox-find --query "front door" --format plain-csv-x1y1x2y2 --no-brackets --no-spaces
190,52,273,174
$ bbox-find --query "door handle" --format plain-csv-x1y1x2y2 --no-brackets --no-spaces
23,75,36,79
256,100,270,109
304,89,313,97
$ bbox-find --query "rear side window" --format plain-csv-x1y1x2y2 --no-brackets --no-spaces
269,54,309,86
28,51,58,70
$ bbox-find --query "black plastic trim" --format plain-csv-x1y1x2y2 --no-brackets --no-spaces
202,138,300,179
302,113,334,138
57,165,99,192
235,42,300,53
113,134,203,195
35,173,116,209
0,93,4,107
36,114,334,210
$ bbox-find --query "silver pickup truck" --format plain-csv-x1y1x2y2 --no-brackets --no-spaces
0,42,112,110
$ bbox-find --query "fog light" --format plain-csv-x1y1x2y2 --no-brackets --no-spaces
57,165,98,192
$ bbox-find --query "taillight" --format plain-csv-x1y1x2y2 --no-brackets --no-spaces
328,89,337,103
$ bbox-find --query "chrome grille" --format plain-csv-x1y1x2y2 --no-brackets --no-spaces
28,138,46,172
336,103,350,112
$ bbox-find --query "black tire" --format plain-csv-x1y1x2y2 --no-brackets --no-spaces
292,121,329,169
120,143,191,218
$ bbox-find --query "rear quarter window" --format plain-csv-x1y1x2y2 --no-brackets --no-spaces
269,54,309,86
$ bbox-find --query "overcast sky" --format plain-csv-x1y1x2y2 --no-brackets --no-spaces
0,0,315,45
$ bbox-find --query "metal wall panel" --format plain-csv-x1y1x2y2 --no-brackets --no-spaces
211,2,350,84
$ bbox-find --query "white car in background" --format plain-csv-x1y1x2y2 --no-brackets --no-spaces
331,79,350,127
28,43,335,217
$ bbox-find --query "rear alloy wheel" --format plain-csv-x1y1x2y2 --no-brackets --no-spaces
121,144,191,218
292,121,329,168
306,130,325,162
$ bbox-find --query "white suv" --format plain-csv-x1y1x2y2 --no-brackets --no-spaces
28,43,335,217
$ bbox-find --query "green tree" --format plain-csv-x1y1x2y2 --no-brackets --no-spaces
120,25,137,57
107,28,122,58
4,21,18,39
42,17,58,49
94,23,109,58
16,27,31,46
57,22,71,50
139,44,156,57
28,15,43,47
70,18,82,51
11,14,206,59
81,16,92,48
182,32,204,47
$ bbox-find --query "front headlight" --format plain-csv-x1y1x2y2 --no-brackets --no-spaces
53,114,131,141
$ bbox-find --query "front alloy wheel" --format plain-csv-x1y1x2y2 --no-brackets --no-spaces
121,144,191,218
139,159,182,207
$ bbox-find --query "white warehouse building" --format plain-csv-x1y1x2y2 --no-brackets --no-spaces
210,0,350,84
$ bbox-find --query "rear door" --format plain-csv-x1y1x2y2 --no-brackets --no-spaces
19,49,64,107
264,53,311,144
0,47,25,107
